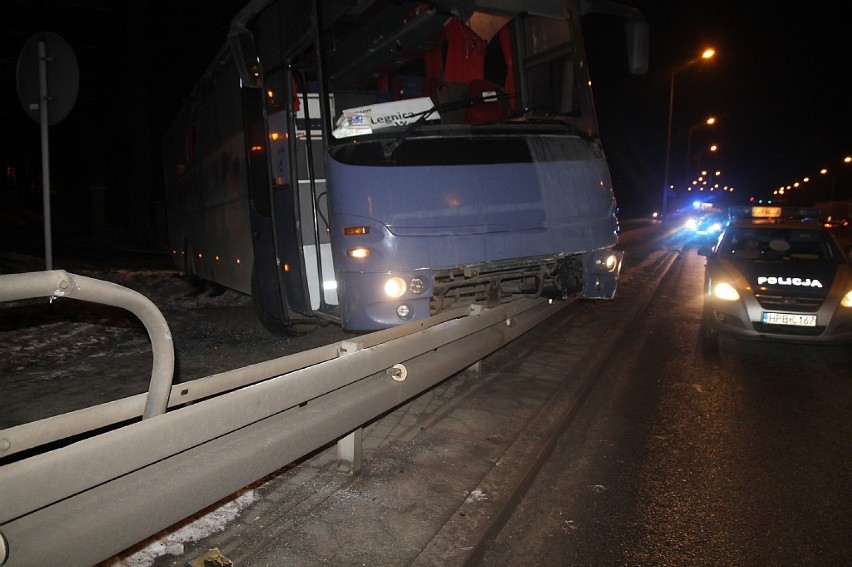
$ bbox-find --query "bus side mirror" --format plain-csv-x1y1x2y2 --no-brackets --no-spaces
625,18,649,74
228,28,263,88
697,245,713,257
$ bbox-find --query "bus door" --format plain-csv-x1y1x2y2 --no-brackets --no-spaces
266,74,338,317
232,29,314,328
251,73,311,321
232,3,338,326
292,91,338,312
239,82,306,328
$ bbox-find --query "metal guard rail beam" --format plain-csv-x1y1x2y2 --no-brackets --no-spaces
0,270,174,421
0,273,567,566
0,294,476,458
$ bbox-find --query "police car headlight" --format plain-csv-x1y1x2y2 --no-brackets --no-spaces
841,290,852,308
713,282,740,301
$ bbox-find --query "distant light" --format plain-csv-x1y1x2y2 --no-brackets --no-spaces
701,48,716,59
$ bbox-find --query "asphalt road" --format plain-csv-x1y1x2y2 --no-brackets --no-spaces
3,221,850,565
478,239,852,566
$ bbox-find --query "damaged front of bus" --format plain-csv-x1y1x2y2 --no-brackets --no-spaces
224,0,647,331
323,0,647,329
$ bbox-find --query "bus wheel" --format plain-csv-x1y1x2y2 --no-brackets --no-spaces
282,314,323,336
182,241,202,288
250,264,320,336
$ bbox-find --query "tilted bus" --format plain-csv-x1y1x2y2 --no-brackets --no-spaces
163,0,648,332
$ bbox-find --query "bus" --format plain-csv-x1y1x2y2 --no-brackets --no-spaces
163,0,648,332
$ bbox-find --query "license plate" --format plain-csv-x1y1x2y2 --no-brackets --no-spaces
762,312,817,327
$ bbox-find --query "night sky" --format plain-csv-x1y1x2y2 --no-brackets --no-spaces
1,0,849,247
584,1,850,214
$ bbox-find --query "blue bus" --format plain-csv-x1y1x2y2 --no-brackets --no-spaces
163,0,648,332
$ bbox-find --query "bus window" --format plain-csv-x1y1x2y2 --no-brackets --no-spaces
521,15,579,117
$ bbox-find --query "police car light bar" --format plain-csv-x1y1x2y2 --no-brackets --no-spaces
728,206,821,220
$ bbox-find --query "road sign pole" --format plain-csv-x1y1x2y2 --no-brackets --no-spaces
17,31,79,271
38,40,53,270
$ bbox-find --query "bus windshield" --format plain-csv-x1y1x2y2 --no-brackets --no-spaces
256,3,597,144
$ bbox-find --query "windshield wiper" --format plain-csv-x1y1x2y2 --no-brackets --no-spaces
382,105,440,158
381,90,516,159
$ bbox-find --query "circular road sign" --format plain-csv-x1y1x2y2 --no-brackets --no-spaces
16,31,80,125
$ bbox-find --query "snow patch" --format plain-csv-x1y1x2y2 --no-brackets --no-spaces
100,490,257,567
465,488,488,503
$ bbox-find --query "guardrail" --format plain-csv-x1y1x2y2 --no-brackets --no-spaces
0,271,568,566
0,270,174,423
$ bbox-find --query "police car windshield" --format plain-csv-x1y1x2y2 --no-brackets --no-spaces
719,228,842,262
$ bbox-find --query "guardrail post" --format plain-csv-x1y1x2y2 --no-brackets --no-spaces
465,360,482,377
336,340,364,474
337,428,363,475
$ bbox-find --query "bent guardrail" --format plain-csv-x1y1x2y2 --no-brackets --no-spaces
0,270,174,421
0,269,567,566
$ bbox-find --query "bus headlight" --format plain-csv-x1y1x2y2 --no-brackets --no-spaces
841,289,852,308
713,282,740,301
347,247,371,259
384,276,407,299
409,277,425,294
396,304,412,319
595,253,619,273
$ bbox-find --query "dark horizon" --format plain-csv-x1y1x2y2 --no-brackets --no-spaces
1,1,849,249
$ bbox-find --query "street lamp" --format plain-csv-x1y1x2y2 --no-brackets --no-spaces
686,115,716,177
695,143,718,174
661,48,716,215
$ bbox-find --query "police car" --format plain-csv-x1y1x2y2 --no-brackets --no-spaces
698,206,852,350
691,212,727,244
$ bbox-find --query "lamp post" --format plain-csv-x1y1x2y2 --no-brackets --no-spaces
661,48,715,216
686,115,716,178
695,143,718,174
